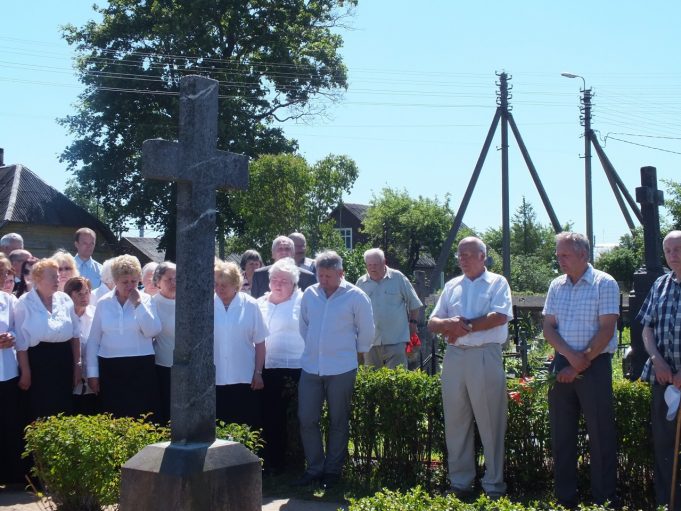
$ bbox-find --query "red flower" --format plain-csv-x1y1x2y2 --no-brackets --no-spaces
508,391,521,403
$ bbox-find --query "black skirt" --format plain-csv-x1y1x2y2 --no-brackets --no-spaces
98,355,160,422
155,364,171,425
27,341,74,421
215,383,263,432
0,376,28,483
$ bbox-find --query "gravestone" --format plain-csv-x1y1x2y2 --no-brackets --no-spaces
118,75,260,511
628,166,664,380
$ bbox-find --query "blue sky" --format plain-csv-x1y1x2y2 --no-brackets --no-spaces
1,1,679,244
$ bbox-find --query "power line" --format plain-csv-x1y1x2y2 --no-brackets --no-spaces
605,136,681,155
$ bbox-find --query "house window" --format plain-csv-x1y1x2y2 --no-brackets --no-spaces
336,228,352,249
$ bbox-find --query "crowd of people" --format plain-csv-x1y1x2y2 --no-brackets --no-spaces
1,226,681,509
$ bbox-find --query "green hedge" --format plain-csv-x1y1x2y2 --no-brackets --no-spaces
345,368,654,509
24,415,262,511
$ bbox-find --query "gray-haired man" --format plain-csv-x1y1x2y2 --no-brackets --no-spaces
250,235,316,298
295,250,374,489
356,248,422,369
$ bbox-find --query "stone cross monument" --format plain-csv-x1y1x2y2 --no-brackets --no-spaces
627,166,665,380
119,75,260,511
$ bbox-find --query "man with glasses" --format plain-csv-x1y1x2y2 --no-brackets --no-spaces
428,236,512,500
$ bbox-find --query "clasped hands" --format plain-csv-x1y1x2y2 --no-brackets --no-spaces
0,332,15,350
441,316,472,344
556,349,591,384
651,357,681,388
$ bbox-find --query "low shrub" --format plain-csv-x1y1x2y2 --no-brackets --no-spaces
24,415,263,511
24,414,168,511
347,487,623,511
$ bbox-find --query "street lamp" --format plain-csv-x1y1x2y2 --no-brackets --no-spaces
561,72,586,91
562,72,594,262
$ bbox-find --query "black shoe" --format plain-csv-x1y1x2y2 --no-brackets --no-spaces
445,486,474,500
322,473,341,490
290,472,321,487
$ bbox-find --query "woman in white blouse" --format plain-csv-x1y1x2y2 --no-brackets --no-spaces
64,276,97,415
256,257,305,473
0,253,25,484
87,255,162,420
214,260,267,431
15,258,80,420
151,261,176,424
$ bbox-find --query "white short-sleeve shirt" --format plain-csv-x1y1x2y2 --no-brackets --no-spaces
430,270,513,346
214,292,268,385
14,289,80,351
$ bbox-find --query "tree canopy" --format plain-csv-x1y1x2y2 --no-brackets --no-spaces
60,0,356,252
361,188,466,278
226,152,358,258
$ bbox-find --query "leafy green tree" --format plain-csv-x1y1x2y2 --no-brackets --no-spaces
509,255,556,294
225,153,358,258
664,179,681,229
595,246,639,291
362,188,461,277
59,0,356,256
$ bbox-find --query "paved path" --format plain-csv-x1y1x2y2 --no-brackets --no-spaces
0,490,346,510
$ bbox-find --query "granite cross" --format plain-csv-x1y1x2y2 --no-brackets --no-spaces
142,75,248,444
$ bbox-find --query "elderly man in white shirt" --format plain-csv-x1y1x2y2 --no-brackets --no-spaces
428,236,513,500
294,250,374,489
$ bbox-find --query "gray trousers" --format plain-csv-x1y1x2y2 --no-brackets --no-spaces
441,343,507,495
364,343,408,369
548,354,617,507
652,384,681,510
298,369,357,476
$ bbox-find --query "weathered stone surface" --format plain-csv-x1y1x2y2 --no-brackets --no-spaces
120,75,256,511
119,440,261,511
141,75,248,444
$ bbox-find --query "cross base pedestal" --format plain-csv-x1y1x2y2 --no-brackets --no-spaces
119,440,261,511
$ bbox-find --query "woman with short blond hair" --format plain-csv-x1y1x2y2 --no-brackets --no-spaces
87,254,161,420
214,260,267,430
51,249,80,292
15,258,80,420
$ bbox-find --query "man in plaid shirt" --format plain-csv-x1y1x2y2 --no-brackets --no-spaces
637,230,681,510
542,232,620,509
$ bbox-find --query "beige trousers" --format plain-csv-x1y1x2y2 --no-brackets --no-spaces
440,342,507,495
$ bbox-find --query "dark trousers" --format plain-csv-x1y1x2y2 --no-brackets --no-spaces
0,377,27,483
262,368,301,471
98,355,159,421
298,369,357,477
156,365,171,425
652,384,681,510
548,353,617,507
27,341,74,421
73,393,98,416
216,383,263,432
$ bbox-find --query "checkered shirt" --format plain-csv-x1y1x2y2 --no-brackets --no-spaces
637,272,681,383
543,264,620,353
